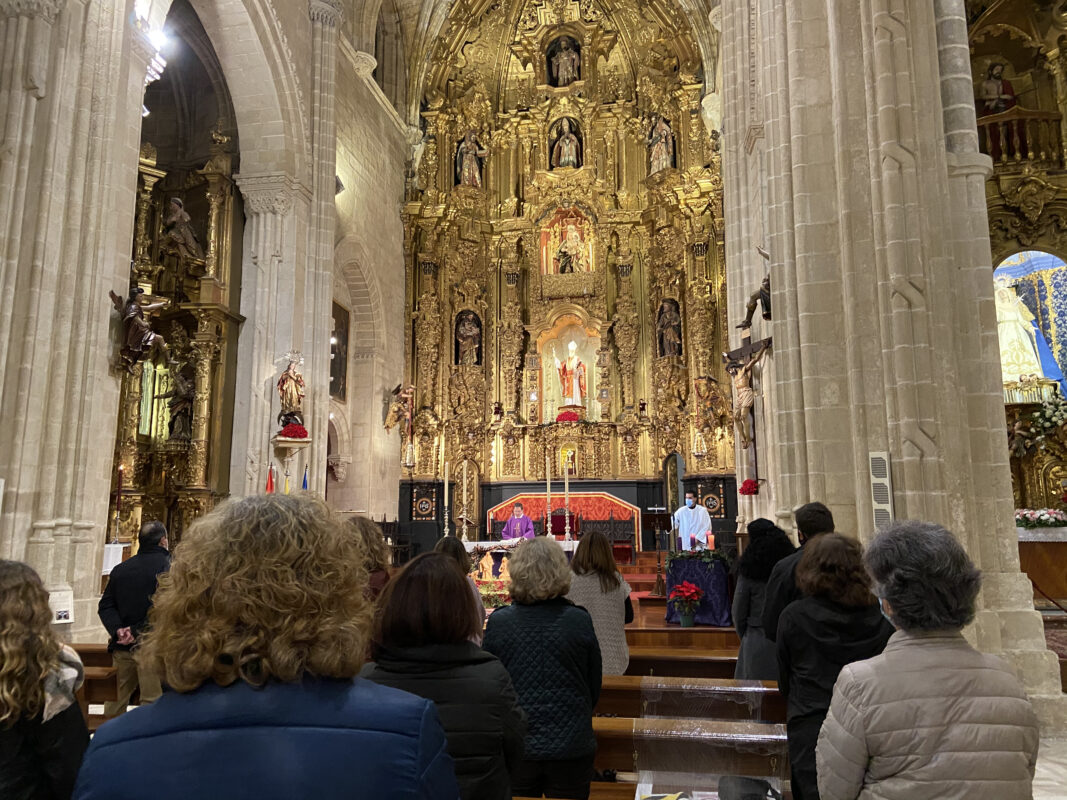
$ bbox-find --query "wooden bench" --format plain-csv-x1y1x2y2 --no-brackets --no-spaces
75,666,118,732
624,646,737,678
73,642,112,668
597,676,786,723
594,716,788,778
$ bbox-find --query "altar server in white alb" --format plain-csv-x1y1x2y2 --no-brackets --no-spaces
672,491,713,551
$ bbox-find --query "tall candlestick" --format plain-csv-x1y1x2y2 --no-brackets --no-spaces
564,462,570,540
461,464,469,540
545,452,551,531
443,461,449,522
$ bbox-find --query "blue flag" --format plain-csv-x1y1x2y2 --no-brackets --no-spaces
301,465,308,491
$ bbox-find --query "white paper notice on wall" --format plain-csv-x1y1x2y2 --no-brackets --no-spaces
102,542,125,575
49,589,74,625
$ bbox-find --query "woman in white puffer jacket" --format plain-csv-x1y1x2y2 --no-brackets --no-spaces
816,520,1039,800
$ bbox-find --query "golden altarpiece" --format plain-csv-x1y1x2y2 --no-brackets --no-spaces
401,0,734,536
107,9,243,546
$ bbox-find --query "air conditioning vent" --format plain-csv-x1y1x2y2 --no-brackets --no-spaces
869,451,894,529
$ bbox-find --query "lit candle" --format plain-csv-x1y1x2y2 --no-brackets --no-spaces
461,464,469,539
443,461,449,520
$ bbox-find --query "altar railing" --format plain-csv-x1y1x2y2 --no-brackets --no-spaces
978,106,1065,172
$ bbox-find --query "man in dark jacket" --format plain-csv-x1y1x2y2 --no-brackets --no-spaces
98,520,171,715
760,502,834,642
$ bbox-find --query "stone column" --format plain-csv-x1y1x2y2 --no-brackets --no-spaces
722,0,1066,728
230,174,303,496
304,0,343,492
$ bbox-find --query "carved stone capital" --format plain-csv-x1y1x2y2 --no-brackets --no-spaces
309,0,342,26
235,173,302,216
0,0,64,22
351,51,377,79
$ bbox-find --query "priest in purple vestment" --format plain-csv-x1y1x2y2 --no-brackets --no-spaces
501,502,535,539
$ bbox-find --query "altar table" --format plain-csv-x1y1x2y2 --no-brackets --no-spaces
664,557,731,627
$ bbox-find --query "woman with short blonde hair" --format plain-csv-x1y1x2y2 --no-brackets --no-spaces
485,537,601,799
0,561,88,800
73,494,459,800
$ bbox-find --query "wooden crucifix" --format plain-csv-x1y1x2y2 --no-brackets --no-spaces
722,334,771,451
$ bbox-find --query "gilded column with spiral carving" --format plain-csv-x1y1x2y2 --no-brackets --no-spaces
611,263,639,407
187,314,220,490
499,270,525,415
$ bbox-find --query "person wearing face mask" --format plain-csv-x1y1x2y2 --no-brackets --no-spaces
671,491,713,551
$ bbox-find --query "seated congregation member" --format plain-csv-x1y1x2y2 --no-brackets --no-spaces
74,494,459,800
0,561,88,800
776,534,893,800
817,521,1039,800
762,501,834,641
732,518,795,680
435,534,487,639
350,515,392,600
484,536,601,800
566,530,633,676
362,553,526,800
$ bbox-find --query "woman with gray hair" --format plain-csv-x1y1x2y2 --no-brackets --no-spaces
816,521,1039,800
484,537,601,799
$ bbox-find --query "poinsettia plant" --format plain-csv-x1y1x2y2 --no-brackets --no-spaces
739,479,760,496
556,410,580,422
279,423,309,439
668,580,704,616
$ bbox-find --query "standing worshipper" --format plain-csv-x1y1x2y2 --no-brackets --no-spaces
97,521,171,715
776,535,893,800
817,522,1039,800
362,553,526,800
350,516,391,600
671,490,712,550
435,535,487,642
0,561,89,800
732,519,796,680
484,537,601,800
500,502,535,540
761,501,834,641
566,531,633,675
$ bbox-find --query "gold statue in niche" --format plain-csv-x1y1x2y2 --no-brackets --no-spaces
402,0,732,486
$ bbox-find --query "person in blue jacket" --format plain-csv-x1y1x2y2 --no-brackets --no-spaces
74,494,459,800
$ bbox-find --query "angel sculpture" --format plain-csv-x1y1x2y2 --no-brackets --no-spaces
109,288,171,373
384,384,415,433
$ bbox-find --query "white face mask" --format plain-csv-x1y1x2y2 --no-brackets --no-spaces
685,498,695,508
878,597,895,626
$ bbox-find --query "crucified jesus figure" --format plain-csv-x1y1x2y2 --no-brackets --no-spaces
725,342,769,449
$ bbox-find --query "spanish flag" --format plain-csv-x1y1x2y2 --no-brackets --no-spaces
265,464,275,494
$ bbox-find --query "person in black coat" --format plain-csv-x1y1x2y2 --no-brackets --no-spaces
761,502,834,642
0,561,89,800
732,519,795,680
361,552,526,800
97,520,171,715
483,537,601,800
776,534,894,800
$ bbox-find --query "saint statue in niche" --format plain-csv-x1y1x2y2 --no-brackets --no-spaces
656,299,683,357
161,198,205,261
555,224,584,273
455,131,489,187
550,37,580,86
455,311,482,365
554,340,587,406
156,365,194,441
277,360,306,428
551,119,582,169
648,117,675,174
977,62,1016,117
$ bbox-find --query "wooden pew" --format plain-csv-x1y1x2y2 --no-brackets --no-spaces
74,642,112,668
594,716,788,779
597,676,786,723
624,646,737,678
72,643,117,731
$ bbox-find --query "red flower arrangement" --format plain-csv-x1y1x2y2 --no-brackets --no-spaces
556,410,580,422
279,423,309,439
739,478,760,496
668,580,704,615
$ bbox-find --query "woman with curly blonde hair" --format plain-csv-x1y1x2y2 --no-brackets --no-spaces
74,494,459,800
0,561,88,800
484,537,601,800
350,515,391,599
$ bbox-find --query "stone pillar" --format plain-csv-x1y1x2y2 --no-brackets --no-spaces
304,0,343,492
230,175,303,496
721,0,1066,728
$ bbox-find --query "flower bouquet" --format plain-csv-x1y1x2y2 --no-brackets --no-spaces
668,580,704,627
1015,508,1067,529
739,479,759,496
477,579,512,609
279,423,309,440
556,410,580,423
